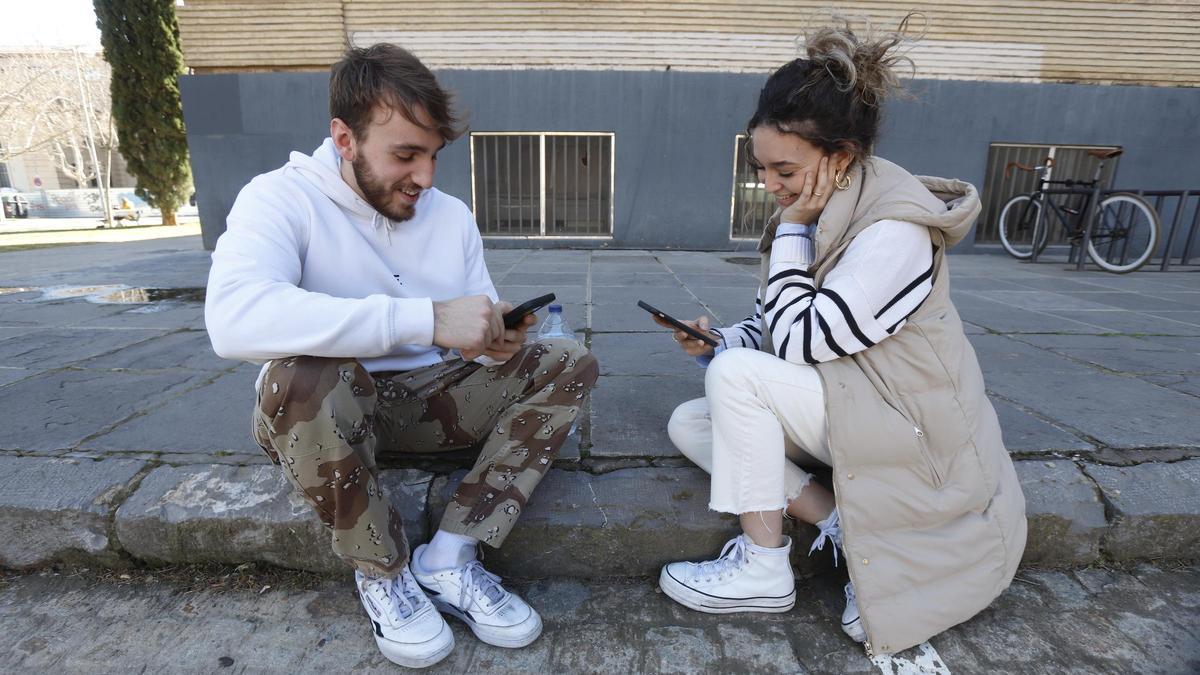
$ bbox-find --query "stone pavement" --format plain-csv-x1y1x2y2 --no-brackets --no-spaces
0,236,1198,577
1,563,1197,673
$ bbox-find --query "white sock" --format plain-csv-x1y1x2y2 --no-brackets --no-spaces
419,531,478,571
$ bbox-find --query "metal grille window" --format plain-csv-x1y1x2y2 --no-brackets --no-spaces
471,132,613,237
730,134,773,239
978,143,1120,243
0,162,10,189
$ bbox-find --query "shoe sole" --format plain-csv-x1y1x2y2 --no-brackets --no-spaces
374,620,455,669
430,596,543,649
658,568,795,614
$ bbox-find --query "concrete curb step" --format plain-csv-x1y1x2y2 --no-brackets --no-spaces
1,455,1197,575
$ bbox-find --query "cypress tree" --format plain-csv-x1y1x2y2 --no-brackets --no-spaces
93,0,190,226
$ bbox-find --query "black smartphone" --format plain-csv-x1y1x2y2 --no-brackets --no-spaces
503,293,556,328
637,300,719,347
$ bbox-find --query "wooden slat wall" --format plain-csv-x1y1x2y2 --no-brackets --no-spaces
177,0,346,71
177,0,1200,85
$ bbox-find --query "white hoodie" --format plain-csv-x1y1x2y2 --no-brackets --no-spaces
205,138,497,374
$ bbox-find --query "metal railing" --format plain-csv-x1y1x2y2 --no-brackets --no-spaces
1028,186,1199,271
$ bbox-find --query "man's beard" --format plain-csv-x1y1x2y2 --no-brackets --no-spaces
351,155,418,222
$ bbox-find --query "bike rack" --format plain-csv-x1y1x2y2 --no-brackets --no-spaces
1026,186,1199,271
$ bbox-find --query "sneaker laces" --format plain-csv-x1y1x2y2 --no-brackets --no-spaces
809,508,842,567
459,559,507,610
686,535,748,583
844,580,858,608
363,572,424,623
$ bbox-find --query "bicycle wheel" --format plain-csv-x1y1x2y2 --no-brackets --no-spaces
1086,193,1160,273
998,195,1049,259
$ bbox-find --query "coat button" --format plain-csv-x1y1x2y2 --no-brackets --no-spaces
862,558,870,565
847,472,855,480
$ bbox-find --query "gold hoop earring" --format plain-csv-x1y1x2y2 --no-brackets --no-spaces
834,169,852,191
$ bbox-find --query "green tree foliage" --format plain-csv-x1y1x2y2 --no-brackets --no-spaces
93,0,190,225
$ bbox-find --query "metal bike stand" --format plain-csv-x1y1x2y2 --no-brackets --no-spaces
1074,181,1105,272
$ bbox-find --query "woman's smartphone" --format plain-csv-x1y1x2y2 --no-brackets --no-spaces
637,300,719,347
503,293,556,328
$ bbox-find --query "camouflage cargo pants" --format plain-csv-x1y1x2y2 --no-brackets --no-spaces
251,338,598,578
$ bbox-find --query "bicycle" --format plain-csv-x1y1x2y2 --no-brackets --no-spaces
997,149,1161,273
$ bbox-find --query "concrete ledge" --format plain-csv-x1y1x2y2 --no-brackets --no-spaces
0,456,146,568
1085,460,1200,562
114,465,431,574
1015,460,1107,566
3,456,1198,576
430,467,741,577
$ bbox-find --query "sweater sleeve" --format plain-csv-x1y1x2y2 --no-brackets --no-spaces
762,220,934,364
712,294,764,350
204,178,435,362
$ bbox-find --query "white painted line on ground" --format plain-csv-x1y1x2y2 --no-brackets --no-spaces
871,641,951,675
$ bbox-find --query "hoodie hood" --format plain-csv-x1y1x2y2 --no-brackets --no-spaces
285,138,400,235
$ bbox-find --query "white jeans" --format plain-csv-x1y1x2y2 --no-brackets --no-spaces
667,348,831,514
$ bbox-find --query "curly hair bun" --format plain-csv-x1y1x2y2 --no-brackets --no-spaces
802,13,920,107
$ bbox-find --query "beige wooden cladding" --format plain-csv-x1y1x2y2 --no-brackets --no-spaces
178,1,1199,86
177,0,346,71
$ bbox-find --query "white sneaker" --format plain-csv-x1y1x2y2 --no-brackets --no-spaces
355,567,454,669
842,581,867,642
411,544,543,648
659,535,796,613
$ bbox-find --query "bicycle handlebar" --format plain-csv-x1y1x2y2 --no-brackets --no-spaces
1004,156,1055,179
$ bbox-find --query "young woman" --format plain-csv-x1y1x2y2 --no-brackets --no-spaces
658,19,1026,656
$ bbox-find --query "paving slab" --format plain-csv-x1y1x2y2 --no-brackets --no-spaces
590,332,700,376
0,367,36,388
115,464,431,573
588,374,704,458
971,290,1118,312
429,467,740,578
1013,460,1107,565
0,299,130,327
76,329,237,371
1014,333,1200,375
0,327,167,369
1084,459,1200,561
83,368,259,456
590,301,707,332
71,303,207,330
0,456,146,567
1042,309,1200,336
589,284,696,306
1140,373,1200,398
991,398,1093,454
1059,291,1195,312
0,369,210,452
952,292,1107,334
972,334,1200,449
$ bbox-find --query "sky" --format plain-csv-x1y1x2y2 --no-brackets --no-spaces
0,0,104,50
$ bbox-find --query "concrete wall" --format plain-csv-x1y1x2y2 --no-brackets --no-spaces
182,70,1200,251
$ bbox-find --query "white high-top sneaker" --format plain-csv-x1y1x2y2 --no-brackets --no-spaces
659,534,796,613
355,567,454,669
842,581,867,642
411,544,543,649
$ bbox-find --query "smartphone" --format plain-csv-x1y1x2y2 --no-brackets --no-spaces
637,300,719,347
503,293,556,328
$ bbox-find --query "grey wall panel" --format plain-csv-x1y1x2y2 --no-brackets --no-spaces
182,69,1200,251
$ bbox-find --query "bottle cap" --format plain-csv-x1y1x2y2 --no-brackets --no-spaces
549,304,562,312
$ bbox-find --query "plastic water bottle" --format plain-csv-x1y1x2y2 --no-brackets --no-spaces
536,304,575,341
536,305,580,436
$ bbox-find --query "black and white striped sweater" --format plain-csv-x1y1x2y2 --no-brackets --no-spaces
714,219,934,364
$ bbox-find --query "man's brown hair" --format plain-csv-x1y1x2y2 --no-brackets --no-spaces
329,44,464,143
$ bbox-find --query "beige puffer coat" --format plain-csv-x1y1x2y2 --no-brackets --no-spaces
756,157,1027,655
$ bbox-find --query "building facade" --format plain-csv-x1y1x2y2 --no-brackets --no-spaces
175,1,1200,250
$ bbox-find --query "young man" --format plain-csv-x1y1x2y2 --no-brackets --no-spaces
205,44,598,669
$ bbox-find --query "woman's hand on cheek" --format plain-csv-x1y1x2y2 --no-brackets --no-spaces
780,155,835,225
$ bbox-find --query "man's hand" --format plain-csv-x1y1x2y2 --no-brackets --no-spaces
654,314,717,358
432,295,502,353
461,301,537,363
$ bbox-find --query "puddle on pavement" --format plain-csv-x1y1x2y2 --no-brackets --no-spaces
29,285,205,310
